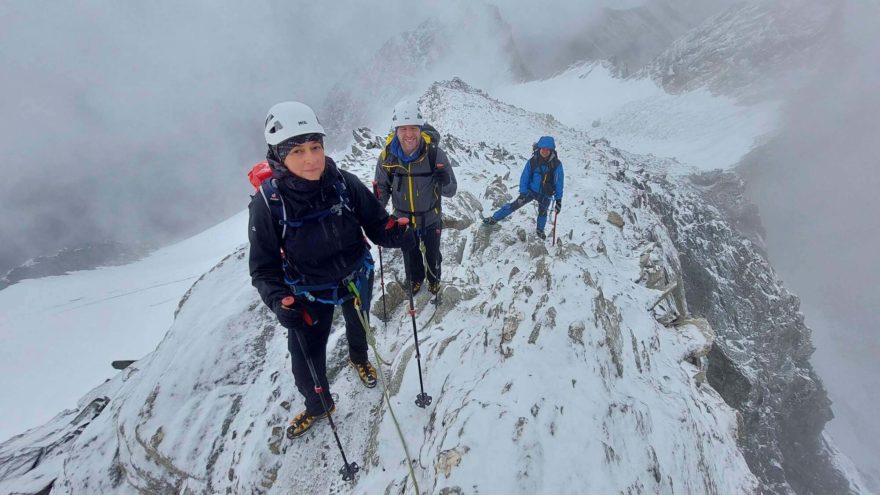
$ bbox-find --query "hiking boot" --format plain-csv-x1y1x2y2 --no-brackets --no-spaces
428,280,441,295
536,229,546,240
482,217,498,225
287,404,336,439
350,359,377,388
410,280,423,295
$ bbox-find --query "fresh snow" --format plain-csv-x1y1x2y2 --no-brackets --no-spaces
0,80,759,494
0,210,248,443
491,63,780,171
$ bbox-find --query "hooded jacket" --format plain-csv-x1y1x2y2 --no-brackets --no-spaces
519,151,564,201
248,155,402,312
374,132,457,229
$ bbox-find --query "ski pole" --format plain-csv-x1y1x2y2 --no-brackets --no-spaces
551,202,559,246
399,222,432,408
372,181,389,326
285,298,359,481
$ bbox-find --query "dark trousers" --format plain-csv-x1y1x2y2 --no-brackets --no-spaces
491,193,552,231
402,221,442,284
285,274,372,415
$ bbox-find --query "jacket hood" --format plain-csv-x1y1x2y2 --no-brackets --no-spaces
536,136,556,150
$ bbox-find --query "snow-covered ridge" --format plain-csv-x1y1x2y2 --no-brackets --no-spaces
321,3,528,149
0,79,860,494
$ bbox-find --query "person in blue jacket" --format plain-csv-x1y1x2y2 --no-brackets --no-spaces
483,136,564,239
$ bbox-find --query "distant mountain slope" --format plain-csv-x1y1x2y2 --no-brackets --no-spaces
320,3,529,150
0,79,864,494
641,0,842,99
525,0,738,77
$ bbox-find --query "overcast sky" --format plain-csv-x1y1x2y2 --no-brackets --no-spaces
0,0,623,273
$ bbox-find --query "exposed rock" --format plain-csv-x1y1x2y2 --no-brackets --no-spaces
607,211,625,228
372,281,407,321
645,165,855,494
435,447,468,478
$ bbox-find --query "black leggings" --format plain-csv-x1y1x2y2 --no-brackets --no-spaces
285,274,373,415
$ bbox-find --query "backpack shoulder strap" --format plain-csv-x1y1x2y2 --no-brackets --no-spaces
258,178,288,240
549,157,561,176
428,142,438,173
385,144,437,178
333,176,355,214
379,131,395,163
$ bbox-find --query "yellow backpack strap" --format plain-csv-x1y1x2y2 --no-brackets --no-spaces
379,131,396,163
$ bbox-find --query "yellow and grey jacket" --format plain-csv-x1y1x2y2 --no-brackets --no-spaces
373,132,457,229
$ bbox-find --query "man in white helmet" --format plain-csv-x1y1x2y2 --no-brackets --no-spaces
374,100,457,297
249,101,416,438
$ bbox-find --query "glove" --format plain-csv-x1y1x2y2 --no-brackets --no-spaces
275,296,315,328
384,216,418,251
434,164,451,186
554,200,561,214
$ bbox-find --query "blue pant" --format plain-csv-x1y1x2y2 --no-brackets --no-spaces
491,193,553,231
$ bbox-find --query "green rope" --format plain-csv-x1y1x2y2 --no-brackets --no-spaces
347,282,421,495
417,237,442,291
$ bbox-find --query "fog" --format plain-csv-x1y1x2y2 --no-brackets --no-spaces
739,0,880,487
2,0,878,487
0,0,619,273
0,1,375,271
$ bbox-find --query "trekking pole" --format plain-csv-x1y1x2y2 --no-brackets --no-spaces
378,247,388,325
551,201,559,246
372,181,389,327
285,299,359,481
400,223,432,408
346,284,422,494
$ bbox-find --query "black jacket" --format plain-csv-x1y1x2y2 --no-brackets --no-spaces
248,156,401,312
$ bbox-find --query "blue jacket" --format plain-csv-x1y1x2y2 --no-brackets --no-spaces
519,155,564,201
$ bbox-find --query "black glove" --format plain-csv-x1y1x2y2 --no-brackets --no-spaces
554,200,561,214
384,216,418,251
434,164,451,186
275,296,315,328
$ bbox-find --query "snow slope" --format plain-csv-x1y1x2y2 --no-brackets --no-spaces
0,80,760,494
491,62,779,172
0,210,248,443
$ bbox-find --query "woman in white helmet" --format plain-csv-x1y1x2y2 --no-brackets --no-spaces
248,101,416,438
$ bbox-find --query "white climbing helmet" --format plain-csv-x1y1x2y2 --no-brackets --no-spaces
263,101,325,146
390,99,425,129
